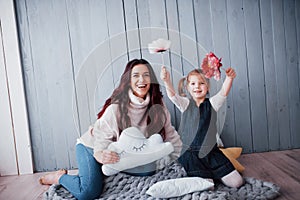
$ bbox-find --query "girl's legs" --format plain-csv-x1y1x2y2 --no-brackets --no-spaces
59,144,104,200
221,170,244,188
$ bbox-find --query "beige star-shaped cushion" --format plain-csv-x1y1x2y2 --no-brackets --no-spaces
219,147,245,173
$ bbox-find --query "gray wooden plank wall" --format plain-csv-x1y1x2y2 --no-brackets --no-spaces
14,0,300,172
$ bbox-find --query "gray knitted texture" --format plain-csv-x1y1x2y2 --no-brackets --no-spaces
43,162,280,200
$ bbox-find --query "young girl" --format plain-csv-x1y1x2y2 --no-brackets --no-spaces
160,66,243,188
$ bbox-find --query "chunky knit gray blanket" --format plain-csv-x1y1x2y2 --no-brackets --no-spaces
43,162,280,200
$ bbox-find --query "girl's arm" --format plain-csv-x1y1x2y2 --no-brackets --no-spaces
221,67,236,96
160,66,189,112
210,67,236,111
160,66,176,97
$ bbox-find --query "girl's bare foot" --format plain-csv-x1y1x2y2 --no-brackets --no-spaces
39,169,67,185
206,178,215,190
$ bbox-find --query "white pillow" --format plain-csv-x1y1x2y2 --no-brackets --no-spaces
146,177,214,198
102,127,174,176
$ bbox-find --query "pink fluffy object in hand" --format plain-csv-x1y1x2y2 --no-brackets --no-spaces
201,52,222,81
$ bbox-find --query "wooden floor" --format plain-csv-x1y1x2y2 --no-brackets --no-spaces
0,149,299,200
238,148,300,200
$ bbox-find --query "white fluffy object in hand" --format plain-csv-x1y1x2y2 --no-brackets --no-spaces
146,177,214,198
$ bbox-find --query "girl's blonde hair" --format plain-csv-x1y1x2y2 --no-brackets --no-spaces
178,69,209,97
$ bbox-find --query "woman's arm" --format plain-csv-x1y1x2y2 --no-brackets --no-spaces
92,105,120,164
162,103,182,159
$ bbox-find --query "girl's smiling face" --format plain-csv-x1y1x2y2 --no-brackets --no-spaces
187,74,209,103
130,64,151,98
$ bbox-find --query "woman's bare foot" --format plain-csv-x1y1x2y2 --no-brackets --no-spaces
39,169,67,185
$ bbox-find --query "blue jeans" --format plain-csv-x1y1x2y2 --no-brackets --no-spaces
59,144,104,200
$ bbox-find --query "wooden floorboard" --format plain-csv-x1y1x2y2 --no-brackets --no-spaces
239,149,300,200
0,171,49,200
0,149,299,200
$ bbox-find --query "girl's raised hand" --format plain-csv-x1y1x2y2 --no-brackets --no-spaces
225,67,236,79
160,66,170,82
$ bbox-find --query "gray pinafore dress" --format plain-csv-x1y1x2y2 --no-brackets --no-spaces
178,98,234,179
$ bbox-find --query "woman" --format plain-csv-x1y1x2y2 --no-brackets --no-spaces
40,59,182,200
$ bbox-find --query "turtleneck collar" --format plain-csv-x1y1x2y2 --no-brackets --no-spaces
128,89,150,108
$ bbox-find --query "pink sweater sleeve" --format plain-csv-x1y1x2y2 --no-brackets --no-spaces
162,104,183,159
93,105,120,160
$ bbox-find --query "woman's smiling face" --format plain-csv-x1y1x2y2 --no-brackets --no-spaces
130,64,151,98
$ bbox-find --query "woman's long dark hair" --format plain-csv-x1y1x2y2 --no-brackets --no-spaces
97,59,166,139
